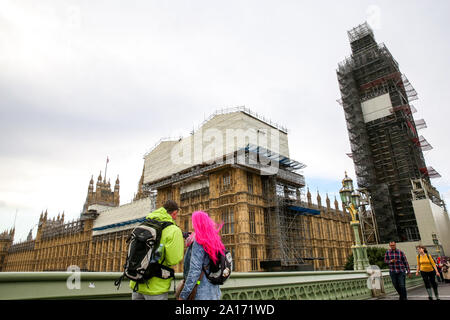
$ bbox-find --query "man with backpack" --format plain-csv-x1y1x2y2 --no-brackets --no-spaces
128,200,184,300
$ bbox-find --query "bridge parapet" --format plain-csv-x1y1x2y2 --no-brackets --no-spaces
0,270,422,300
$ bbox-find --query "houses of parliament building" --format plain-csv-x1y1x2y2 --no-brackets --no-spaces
0,109,355,273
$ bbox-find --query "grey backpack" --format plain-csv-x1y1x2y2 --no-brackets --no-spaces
115,218,174,291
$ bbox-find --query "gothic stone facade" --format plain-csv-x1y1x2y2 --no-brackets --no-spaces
1,169,354,273
155,166,354,272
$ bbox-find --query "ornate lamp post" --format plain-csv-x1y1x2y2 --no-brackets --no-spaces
339,172,370,270
432,233,441,257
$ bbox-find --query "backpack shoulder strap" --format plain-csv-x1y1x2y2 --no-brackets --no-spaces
161,221,174,229
143,218,173,231
158,221,175,265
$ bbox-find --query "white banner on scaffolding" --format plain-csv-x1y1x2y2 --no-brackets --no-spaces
361,93,393,123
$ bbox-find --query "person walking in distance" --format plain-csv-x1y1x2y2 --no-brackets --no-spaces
416,245,440,300
436,256,444,283
384,241,411,300
442,257,450,283
130,200,184,300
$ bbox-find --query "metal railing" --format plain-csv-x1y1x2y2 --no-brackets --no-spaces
0,269,422,300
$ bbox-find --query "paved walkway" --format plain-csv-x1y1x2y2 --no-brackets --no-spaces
376,281,450,300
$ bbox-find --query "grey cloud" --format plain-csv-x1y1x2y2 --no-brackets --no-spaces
1,0,450,242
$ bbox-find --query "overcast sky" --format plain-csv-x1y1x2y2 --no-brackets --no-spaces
1,0,449,243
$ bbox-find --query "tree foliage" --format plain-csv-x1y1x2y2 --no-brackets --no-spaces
344,247,389,270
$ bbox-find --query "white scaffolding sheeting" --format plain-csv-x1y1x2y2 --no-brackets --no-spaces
414,119,427,130
143,110,290,185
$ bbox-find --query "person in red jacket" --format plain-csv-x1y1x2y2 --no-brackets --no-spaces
436,256,444,283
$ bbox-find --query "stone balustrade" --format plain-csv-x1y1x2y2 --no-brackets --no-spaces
0,270,422,300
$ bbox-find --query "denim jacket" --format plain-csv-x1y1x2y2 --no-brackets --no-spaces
180,240,221,300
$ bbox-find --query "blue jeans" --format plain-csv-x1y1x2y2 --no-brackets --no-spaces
180,241,221,300
389,271,407,300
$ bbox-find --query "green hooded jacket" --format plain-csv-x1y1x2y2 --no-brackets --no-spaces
129,207,184,296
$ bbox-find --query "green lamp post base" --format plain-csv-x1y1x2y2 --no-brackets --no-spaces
351,221,370,270
351,244,370,271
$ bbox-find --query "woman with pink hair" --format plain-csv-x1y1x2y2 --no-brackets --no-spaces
178,211,225,300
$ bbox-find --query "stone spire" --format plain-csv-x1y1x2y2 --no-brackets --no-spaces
27,229,33,241
88,175,94,192
326,193,331,210
317,191,322,207
114,175,120,206
134,165,149,201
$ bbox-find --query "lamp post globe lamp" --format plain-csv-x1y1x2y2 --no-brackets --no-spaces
351,190,361,209
339,186,352,205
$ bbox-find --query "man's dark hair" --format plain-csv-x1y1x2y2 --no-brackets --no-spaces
163,200,179,213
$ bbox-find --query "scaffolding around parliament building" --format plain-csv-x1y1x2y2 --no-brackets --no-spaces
142,110,353,272
337,22,444,244
261,175,317,270
143,141,325,271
